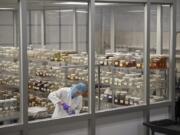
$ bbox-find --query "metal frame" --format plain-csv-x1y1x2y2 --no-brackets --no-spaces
41,9,46,48
143,2,150,135
18,0,28,135
29,11,32,46
88,0,96,135
59,10,62,50
110,8,115,52
13,11,17,47
169,0,176,120
156,5,163,54
101,8,105,54
0,0,176,135
73,9,78,51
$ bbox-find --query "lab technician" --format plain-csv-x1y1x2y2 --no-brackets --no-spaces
48,83,87,118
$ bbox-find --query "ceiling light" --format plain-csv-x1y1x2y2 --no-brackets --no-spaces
59,9,73,12
53,2,88,5
128,10,144,13
162,5,170,7
95,3,113,6
76,10,88,13
0,8,15,10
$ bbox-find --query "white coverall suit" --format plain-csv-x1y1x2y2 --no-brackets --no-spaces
48,87,82,118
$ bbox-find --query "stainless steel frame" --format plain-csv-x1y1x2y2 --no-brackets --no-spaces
156,5,163,54
88,0,96,135
110,8,115,52
144,1,150,135
0,0,176,135
169,0,176,120
41,9,46,48
19,0,28,135
73,9,78,51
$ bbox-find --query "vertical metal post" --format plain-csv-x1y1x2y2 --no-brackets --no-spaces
110,8,115,52
111,66,115,108
86,12,89,53
41,9,46,48
144,1,150,135
59,11,61,50
13,11,17,47
156,5,163,54
16,10,20,48
73,9,78,52
98,65,101,110
88,0,96,135
101,9,105,54
19,0,28,135
169,1,176,120
29,11,32,46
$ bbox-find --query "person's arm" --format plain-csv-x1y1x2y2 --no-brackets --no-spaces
48,88,72,113
48,89,63,105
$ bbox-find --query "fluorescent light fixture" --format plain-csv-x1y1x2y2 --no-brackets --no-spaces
76,10,88,13
59,9,73,12
162,5,170,7
128,10,144,13
0,8,15,10
47,10,73,14
53,2,88,5
128,10,157,14
95,3,113,6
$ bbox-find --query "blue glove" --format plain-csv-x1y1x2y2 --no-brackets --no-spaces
61,103,75,115
61,103,70,111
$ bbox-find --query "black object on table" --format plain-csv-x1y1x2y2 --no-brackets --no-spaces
143,119,180,135
175,97,180,122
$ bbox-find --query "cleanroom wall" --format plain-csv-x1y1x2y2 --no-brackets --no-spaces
29,9,88,52
0,1,178,135
0,11,14,46
27,1,90,122
0,1,22,126
94,3,147,113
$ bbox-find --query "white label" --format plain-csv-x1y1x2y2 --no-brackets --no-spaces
125,101,129,104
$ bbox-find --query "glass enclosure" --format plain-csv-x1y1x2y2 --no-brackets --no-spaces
0,0,176,130
95,3,145,111
150,4,171,103
0,0,20,125
27,1,89,121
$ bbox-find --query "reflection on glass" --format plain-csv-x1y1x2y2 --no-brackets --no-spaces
27,1,88,120
95,4,145,111
150,5,170,103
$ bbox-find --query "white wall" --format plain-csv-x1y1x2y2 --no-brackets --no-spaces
96,112,144,135
28,121,88,135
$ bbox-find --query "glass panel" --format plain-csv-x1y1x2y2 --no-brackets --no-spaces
95,3,145,111
0,1,20,126
150,5,170,103
27,1,88,121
